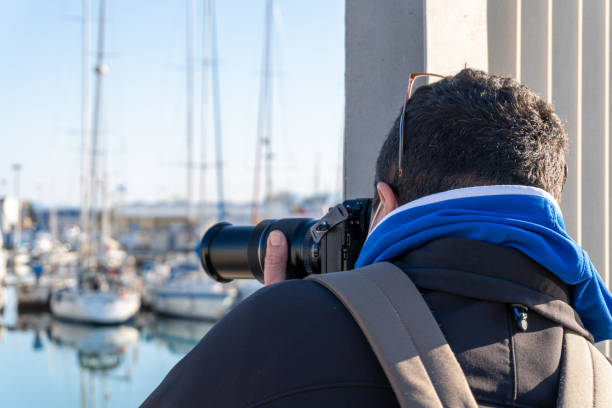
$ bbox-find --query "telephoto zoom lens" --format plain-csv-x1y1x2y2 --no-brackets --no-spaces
200,218,319,283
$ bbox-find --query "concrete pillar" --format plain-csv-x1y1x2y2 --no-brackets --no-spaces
551,0,582,240
487,0,520,80
582,0,609,295
344,0,424,199
344,0,487,199
581,0,611,355
520,0,551,101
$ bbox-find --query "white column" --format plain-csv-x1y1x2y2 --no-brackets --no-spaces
424,0,488,75
345,0,487,199
552,0,583,240
607,0,612,357
487,0,520,80
582,0,608,294
345,0,425,199
520,0,551,100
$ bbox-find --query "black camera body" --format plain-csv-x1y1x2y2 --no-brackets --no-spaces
200,198,372,283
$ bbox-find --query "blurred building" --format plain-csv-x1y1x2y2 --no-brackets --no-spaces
1,196,36,248
111,194,334,256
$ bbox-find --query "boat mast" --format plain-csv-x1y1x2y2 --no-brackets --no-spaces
199,0,211,224
89,0,108,261
100,131,111,241
186,0,195,226
210,0,226,221
80,0,91,264
251,0,274,224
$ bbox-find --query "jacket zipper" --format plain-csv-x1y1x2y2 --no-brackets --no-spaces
508,304,529,401
510,304,529,332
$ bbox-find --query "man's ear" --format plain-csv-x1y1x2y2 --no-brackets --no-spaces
376,182,399,218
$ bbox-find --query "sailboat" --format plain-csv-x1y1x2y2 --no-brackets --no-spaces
153,262,237,320
152,0,236,321
51,287,140,324
50,0,140,324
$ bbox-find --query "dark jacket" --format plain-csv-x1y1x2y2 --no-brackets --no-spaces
142,238,594,407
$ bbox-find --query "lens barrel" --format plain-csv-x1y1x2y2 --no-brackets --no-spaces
200,198,372,283
200,218,318,283
199,222,260,282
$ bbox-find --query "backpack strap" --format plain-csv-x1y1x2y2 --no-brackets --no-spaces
307,262,478,408
557,331,612,407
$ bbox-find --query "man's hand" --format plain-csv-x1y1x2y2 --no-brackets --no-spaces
264,230,288,285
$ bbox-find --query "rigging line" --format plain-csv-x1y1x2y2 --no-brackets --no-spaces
186,0,195,224
211,0,226,221
251,0,274,224
200,0,213,223
80,0,92,264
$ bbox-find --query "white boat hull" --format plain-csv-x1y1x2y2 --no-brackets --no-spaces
17,284,50,308
153,290,233,320
51,291,140,324
0,286,5,311
49,320,139,352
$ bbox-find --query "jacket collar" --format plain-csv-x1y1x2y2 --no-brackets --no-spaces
369,185,560,236
395,238,593,342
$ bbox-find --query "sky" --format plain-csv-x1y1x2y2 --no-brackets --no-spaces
0,0,345,207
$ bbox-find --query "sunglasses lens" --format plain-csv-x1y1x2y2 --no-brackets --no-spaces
409,75,444,99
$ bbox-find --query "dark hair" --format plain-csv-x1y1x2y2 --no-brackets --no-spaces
374,68,568,204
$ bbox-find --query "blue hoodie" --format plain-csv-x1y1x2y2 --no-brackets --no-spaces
355,185,612,342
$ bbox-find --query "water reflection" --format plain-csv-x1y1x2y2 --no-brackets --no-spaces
14,310,52,350
49,320,139,355
0,309,214,407
48,321,139,408
145,316,213,355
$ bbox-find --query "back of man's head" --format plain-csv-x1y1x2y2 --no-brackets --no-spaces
375,68,568,203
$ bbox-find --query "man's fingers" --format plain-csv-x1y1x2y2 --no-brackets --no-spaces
264,230,288,285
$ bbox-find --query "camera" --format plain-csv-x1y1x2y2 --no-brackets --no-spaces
199,198,372,283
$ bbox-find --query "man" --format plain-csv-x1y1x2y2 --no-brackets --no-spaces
142,69,612,407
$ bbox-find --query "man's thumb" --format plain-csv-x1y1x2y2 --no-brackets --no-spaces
264,230,288,285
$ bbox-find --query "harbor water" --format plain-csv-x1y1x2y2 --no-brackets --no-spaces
0,287,214,407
